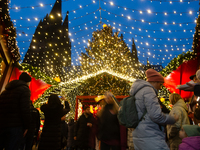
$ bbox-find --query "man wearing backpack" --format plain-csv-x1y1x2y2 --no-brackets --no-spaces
129,69,178,150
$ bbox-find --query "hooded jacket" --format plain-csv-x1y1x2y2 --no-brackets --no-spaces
167,99,190,150
38,101,70,150
179,136,200,150
0,80,31,129
129,79,175,150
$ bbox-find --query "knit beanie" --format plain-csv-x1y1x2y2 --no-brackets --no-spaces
183,125,200,137
19,72,32,82
196,69,200,81
145,69,164,82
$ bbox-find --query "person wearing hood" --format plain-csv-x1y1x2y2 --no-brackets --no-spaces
38,94,70,150
130,69,177,150
0,72,32,150
167,93,190,150
179,125,200,150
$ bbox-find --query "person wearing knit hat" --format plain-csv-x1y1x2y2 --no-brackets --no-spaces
0,72,32,149
145,68,165,91
179,125,200,150
129,68,177,150
146,68,164,83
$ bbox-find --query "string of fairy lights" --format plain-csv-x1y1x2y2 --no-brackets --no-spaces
1,0,198,116
9,0,200,73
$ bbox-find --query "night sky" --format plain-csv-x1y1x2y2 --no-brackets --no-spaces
9,0,200,67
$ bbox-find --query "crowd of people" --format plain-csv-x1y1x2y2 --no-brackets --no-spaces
0,68,200,150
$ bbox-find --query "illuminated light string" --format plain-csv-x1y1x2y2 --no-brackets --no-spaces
71,36,192,48
12,9,98,21
136,46,192,51
18,23,192,41
16,27,193,50
145,0,198,2
17,31,94,43
18,29,192,52
102,18,195,33
14,23,197,66
11,6,198,26
68,23,101,34
16,18,98,29
18,47,191,63
72,47,191,55
15,17,196,35
9,1,198,67
16,22,99,37
104,10,197,25
10,2,54,10
10,0,96,10
71,44,191,57
102,0,198,15
60,69,137,85
12,9,197,42
112,28,194,41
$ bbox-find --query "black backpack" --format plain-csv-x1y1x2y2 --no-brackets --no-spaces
117,87,149,128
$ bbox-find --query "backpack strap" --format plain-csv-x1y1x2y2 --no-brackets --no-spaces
133,85,152,122
139,110,147,121
133,85,153,96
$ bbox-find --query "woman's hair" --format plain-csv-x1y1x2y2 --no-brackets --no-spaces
104,91,114,103
169,93,182,105
48,94,61,107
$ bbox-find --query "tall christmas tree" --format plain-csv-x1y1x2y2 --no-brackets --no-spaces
80,25,143,79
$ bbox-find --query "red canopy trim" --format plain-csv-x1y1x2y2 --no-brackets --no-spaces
9,67,52,102
164,58,198,100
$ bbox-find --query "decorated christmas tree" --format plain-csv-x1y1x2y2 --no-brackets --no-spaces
79,25,144,79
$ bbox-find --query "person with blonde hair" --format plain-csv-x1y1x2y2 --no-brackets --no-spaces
167,93,190,150
97,92,120,150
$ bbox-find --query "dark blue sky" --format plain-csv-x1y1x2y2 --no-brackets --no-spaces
9,0,199,67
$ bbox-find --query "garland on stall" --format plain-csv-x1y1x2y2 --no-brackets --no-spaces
16,63,58,85
0,0,20,62
158,51,194,110
160,51,194,77
192,14,200,56
78,72,132,96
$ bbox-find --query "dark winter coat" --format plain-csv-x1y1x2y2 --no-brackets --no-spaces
61,121,68,148
97,104,120,143
67,120,75,147
74,113,94,148
194,84,200,96
0,80,31,129
38,101,70,150
29,104,40,134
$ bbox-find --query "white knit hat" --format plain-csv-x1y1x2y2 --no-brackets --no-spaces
196,69,200,81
